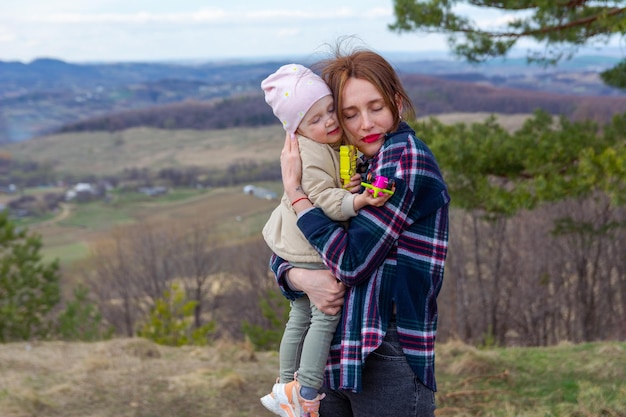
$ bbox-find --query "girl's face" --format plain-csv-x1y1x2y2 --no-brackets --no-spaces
296,95,343,145
341,77,396,158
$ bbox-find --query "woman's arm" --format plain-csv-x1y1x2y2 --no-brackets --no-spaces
281,133,415,286
270,253,345,315
288,268,345,315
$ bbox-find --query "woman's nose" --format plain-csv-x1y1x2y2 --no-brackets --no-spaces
360,113,374,131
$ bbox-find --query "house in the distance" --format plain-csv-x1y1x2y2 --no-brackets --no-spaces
138,186,169,197
243,185,277,200
65,182,111,202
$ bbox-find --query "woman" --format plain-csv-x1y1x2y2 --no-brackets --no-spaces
271,45,450,417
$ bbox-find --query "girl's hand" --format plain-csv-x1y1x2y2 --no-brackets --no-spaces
363,186,394,207
344,173,362,193
353,182,395,211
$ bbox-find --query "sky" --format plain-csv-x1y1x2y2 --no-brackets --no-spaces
0,1,623,64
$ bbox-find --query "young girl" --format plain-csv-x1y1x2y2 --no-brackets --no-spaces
260,63,391,417
273,47,450,416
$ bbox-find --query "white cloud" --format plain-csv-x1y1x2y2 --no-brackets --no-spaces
27,9,230,24
276,28,300,37
0,2,447,62
20,6,391,25
0,26,15,42
246,10,313,20
363,7,392,19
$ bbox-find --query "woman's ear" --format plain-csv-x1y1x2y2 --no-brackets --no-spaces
395,93,403,116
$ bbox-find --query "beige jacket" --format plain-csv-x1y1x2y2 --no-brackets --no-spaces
262,134,357,264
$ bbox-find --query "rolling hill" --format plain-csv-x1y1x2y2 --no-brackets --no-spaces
1,55,623,143
40,73,626,137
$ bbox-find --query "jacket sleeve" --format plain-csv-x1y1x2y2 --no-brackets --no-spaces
300,139,357,221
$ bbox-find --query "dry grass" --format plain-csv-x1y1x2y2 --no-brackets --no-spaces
1,339,624,417
0,338,278,417
423,112,531,132
4,125,286,177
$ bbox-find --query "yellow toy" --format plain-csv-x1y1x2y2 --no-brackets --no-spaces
339,145,357,187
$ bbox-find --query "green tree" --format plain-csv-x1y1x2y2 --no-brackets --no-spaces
0,211,61,342
389,0,626,88
138,283,215,346
242,289,289,351
417,110,625,214
415,111,625,344
54,285,113,341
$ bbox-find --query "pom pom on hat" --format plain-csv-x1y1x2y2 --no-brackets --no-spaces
261,64,332,135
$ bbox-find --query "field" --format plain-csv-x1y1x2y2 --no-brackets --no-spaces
4,125,287,177
0,338,624,417
4,113,531,177
26,186,280,266
0,112,533,266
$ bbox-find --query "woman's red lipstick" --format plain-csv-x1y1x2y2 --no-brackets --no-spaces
362,134,381,143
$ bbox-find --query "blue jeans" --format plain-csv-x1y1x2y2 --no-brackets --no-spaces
319,321,436,417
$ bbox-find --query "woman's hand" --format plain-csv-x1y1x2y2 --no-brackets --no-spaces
287,268,345,315
280,132,304,201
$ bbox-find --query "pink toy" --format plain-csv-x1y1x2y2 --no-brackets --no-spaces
361,175,394,198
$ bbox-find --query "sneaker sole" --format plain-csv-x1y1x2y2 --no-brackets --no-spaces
260,394,282,415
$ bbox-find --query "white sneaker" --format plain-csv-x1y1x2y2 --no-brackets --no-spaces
260,390,283,415
259,380,324,417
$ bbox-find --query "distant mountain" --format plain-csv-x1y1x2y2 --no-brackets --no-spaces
0,58,281,93
0,55,623,143
0,58,284,143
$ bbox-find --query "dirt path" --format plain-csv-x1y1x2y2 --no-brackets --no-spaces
31,203,72,229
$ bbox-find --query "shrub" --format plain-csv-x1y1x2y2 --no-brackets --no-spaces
138,283,215,346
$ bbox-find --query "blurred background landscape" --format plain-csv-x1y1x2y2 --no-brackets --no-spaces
1,1,625,416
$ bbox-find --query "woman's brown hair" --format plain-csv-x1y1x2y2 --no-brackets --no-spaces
316,43,415,135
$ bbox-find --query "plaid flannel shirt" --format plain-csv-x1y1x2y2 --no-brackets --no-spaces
271,122,450,393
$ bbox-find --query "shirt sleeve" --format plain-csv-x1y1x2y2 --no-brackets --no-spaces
269,253,305,301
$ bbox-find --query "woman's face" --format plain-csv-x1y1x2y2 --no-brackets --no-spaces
341,77,395,158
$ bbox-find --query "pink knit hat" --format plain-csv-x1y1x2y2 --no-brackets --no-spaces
261,63,332,135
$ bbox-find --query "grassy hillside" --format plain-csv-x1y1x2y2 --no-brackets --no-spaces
28,185,280,266
4,125,286,177
0,114,530,267
3,113,531,177
0,338,623,417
